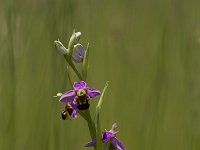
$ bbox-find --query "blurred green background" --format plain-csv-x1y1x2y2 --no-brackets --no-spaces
1,0,200,149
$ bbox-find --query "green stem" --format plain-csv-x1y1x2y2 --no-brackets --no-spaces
95,112,102,150
104,140,111,150
77,110,87,120
70,63,82,81
85,109,96,140
78,110,96,150
64,55,82,81
64,54,96,149
66,66,73,87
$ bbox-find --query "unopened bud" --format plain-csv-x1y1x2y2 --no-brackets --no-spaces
54,40,67,55
68,31,82,56
74,32,81,44
72,44,85,63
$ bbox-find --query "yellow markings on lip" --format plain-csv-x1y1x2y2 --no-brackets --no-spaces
66,103,72,108
77,89,86,97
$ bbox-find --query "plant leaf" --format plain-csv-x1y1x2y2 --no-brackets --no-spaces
96,81,109,110
94,81,109,150
82,43,89,81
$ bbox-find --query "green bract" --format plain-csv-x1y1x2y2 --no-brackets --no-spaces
68,30,82,57
54,40,67,55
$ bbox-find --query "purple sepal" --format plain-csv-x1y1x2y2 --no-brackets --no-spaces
84,131,126,150
72,54,82,63
59,90,76,103
72,44,85,63
76,44,85,57
73,81,87,90
102,132,115,141
87,87,101,98
84,139,96,147
112,137,126,150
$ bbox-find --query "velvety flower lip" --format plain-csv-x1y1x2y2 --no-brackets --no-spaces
84,123,126,150
61,101,77,120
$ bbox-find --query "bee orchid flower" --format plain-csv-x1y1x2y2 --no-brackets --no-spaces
59,81,100,110
85,123,126,150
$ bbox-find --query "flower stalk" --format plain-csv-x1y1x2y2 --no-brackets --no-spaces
85,109,96,140
64,54,82,80
54,30,126,150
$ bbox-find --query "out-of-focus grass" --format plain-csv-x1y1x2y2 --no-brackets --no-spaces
1,0,200,149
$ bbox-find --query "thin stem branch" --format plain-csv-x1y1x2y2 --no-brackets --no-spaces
64,55,82,81
66,66,73,87
70,63,82,80
77,110,87,120
85,109,96,140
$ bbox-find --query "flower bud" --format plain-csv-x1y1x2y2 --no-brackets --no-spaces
72,44,85,63
68,31,82,56
74,32,81,44
54,40,67,55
